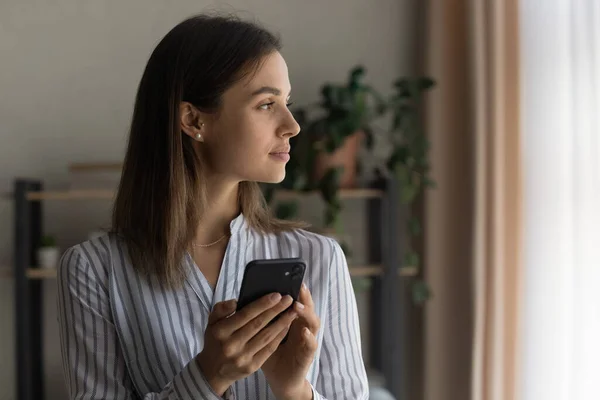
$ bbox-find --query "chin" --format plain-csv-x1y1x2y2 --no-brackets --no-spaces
262,174,286,184
253,171,286,184
243,163,287,184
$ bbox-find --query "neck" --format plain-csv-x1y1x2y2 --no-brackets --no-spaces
194,176,241,246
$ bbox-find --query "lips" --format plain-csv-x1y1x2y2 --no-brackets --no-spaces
269,151,291,162
269,145,291,162
269,146,291,154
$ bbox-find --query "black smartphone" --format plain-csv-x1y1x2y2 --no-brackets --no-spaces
237,257,306,313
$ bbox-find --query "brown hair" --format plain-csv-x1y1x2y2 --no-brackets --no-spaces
112,14,308,287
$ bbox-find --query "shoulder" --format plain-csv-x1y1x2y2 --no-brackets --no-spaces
57,233,119,289
274,228,345,267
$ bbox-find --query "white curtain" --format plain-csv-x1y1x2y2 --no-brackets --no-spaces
520,1,600,400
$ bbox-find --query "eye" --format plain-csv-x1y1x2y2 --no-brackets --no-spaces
258,101,294,111
259,102,275,110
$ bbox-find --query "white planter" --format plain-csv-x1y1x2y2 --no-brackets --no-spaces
38,247,60,269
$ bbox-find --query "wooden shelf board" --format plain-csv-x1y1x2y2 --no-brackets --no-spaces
22,188,382,201
399,266,418,277
349,265,384,277
350,265,418,277
26,268,57,279
275,188,383,199
0,268,58,279
26,189,116,201
0,265,417,280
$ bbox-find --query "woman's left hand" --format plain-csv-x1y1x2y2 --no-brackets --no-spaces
262,283,320,400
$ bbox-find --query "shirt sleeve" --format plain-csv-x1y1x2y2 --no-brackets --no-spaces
312,240,370,400
56,245,235,400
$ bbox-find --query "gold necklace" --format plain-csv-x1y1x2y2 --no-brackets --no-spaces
192,233,229,248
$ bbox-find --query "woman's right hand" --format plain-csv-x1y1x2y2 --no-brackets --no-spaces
196,293,297,396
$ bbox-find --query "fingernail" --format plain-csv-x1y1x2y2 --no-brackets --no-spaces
271,293,282,302
303,327,311,338
295,302,305,310
302,283,308,291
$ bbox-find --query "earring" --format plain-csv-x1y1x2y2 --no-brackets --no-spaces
195,122,205,142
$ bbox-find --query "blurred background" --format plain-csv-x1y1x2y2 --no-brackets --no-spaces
0,1,598,400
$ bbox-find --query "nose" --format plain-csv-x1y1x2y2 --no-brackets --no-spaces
277,108,301,139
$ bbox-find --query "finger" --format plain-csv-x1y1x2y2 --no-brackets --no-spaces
293,301,320,335
296,327,318,366
232,296,294,345
245,308,297,356
252,321,292,365
208,299,237,325
298,282,314,309
220,294,292,337
218,292,281,333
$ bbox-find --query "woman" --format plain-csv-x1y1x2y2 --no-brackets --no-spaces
57,14,369,400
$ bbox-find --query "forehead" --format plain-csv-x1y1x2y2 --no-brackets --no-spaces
237,52,291,94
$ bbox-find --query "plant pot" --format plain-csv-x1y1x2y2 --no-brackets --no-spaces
37,247,59,269
313,131,362,189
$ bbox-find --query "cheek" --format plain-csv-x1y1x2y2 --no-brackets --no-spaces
211,125,268,167
209,110,280,172
227,115,273,154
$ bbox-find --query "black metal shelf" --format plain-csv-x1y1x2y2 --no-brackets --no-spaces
12,177,410,400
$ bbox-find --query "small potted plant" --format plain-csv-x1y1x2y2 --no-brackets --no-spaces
289,67,386,190
308,66,386,189
37,235,59,269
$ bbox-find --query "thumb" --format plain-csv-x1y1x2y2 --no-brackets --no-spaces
208,299,237,325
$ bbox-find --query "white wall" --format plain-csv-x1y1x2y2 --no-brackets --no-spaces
0,1,416,398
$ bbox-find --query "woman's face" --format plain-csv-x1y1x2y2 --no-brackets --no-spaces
189,51,300,184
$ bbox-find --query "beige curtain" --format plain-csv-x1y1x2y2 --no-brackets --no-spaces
423,1,523,400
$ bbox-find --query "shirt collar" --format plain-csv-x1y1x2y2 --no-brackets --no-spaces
229,211,246,235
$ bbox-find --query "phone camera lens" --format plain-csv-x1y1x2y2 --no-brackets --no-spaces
292,265,302,274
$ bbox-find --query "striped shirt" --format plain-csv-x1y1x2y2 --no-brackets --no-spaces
57,213,369,399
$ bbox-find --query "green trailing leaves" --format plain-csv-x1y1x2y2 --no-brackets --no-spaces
404,250,420,268
272,66,437,304
412,280,432,305
408,217,422,236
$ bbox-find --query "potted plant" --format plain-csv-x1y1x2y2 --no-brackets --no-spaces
276,67,386,233
306,66,386,189
263,66,436,303
37,235,59,269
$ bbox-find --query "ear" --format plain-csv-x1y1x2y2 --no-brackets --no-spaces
180,102,207,141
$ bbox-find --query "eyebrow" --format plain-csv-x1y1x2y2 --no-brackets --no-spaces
250,86,290,97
